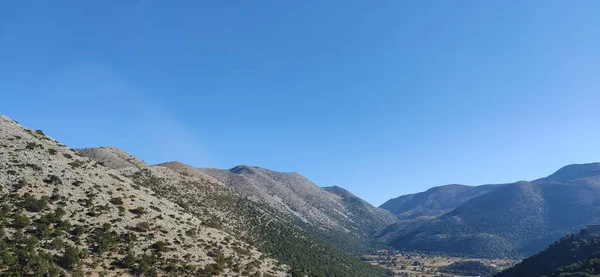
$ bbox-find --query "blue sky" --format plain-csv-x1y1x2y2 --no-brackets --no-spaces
1,1,599,206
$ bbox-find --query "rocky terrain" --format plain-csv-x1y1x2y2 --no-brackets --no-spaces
0,115,287,276
74,147,148,170
0,114,394,276
197,166,396,254
76,151,389,276
70,123,392,275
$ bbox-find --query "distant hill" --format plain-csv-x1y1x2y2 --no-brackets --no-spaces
495,231,600,277
380,163,600,257
379,184,500,219
537,162,600,182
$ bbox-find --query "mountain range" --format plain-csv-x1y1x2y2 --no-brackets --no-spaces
378,162,600,258
3,113,600,276
0,115,390,276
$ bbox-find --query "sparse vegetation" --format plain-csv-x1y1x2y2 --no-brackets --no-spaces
129,207,146,216
439,260,499,277
21,193,49,212
364,250,514,277
109,197,124,205
44,174,62,185
0,115,397,277
496,235,600,277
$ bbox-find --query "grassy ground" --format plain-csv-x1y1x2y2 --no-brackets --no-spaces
362,250,517,277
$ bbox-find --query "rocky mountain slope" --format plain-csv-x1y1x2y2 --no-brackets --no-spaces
74,146,148,170
75,148,390,274
381,163,600,258
323,185,396,234
121,163,386,276
197,166,396,254
0,115,284,276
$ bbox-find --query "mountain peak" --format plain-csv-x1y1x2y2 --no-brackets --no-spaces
540,162,600,182
229,165,258,174
323,185,358,199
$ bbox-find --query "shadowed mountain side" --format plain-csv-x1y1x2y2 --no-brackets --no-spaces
495,232,600,277
382,167,600,257
380,184,501,219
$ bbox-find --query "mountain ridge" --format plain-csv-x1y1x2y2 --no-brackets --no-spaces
0,114,286,276
379,183,501,219
379,163,600,257
0,114,388,277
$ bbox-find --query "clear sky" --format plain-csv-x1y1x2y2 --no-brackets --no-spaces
1,1,599,206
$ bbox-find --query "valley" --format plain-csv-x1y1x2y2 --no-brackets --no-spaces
363,250,516,277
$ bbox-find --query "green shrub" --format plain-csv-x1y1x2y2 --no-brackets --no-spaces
26,142,42,150
12,211,30,228
44,175,62,185
129,207,146,216
67,160,85,168
136,222,151,232
109,197,124,205
13,179,28,190
22,194,49,212
57,246,82,269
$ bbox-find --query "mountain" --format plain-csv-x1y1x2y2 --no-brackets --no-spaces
323,185,397,234
0,115,285,276
77,151,391,274
0,114,387,277
196,166,396,254
495,229,600,277
379,184,500,219
381,163,600,257
126,162,386,277
74,146,148,170
537,162,600,182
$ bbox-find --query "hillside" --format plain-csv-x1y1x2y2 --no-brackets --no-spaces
382,164,600,257
74,147,148,170
322,185,396,234
379,184,500,219
0,115,284,276
495,231,600,277
197,166,396,254
76,153,389,275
